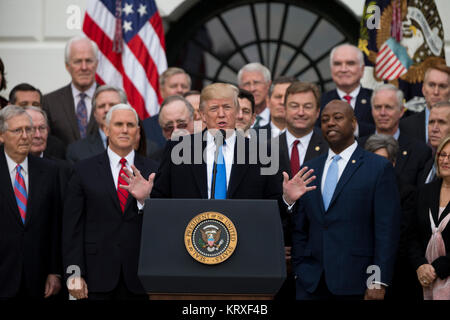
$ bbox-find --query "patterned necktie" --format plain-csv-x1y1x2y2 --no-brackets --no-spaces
343,95,352,105
253,115,262,129
322,155,341,211
14,164,27,223
212,143,227,199
77,92,88,138
290,140,300,176
117,158,129,213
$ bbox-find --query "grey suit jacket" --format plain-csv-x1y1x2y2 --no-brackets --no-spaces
43,84,97,145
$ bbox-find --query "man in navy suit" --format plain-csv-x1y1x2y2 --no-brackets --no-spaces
292,100,401,300
319,44,375,137
63,104,158,300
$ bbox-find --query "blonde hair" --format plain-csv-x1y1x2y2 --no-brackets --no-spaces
435,134,450,177
199,83,239,111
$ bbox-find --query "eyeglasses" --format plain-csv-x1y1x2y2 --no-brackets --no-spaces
33,125,48,133
438,152,450,161
162,122,189,133
7,126,35,136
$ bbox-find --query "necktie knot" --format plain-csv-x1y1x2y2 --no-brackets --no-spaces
332,154,342,162
120,158,127,166
293,140,300,147
343,95,352,105
79,92,86,100
16,164,22,173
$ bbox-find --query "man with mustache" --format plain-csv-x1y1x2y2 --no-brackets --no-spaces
292,100,401,300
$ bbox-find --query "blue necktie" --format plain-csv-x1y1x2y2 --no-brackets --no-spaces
212,143,227,199
322,155,341,211
77,93,88,138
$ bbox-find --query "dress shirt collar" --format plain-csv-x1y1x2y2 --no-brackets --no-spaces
4,151,29,176
71,82,96,100
285,129,314,150
99,128,108,149
325,140,358,164
107,146,135,168
336,85,361,102
206,129,236,150
270,121,286,138
375,128,400,141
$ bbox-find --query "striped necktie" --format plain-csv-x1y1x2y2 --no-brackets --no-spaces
77,92,88,138
14,164,27,223
117,158,129,213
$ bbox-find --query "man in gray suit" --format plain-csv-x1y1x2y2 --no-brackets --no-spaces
43,36,99,145
66,85,127,163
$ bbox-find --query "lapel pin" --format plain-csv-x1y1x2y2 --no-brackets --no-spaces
315,146,320,151
403,151,407,156
361,99,367,104
352,159,356,164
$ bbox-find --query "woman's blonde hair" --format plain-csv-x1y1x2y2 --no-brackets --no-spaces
435,134,450,177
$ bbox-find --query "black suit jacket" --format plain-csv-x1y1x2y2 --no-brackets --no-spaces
66,130,105,164
418,157,436,186
151,131,283,203
359,132,432,186
62,152,158,294
43,84,97,145
0,149,61,298
399,110,426,143
319,87,375,137
142,114,166,148
408,179,450,279
44,135,66,160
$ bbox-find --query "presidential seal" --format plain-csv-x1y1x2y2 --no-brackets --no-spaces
184,212,237,265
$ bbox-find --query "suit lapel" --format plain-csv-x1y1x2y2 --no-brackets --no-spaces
304,129,327,163
354,89,370,120
314,155,327,216
98,152,122,214
328,146,364,210
227,135,248,198
0,150,24,227
395,134,410,175
429,179,442,226
191,135,208,198
62,84,80,140
278,132,291,177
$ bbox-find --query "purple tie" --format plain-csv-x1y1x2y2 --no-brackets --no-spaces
77,93,88,138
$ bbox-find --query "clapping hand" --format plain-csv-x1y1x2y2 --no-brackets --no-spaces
282,166,316,205
119,165,156,205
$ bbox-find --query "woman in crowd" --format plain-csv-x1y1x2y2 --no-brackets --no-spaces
409,135,450,300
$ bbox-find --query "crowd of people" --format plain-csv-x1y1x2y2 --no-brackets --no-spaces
0,35,449,301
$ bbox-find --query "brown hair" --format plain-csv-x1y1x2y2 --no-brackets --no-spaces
284,81,321,108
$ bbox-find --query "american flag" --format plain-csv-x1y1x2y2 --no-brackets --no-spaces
83,0,167,119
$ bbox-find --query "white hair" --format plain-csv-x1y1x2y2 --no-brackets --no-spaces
64,35,99,64
329,43,364,68
237,62,271,85
105,104,139,126
371,84,404,110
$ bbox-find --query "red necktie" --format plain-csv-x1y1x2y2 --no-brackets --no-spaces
117,158,129,213
14,164,27,223
343,95,352,105
290,140,300,176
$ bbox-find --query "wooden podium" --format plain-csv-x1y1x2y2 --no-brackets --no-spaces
138,199,286,300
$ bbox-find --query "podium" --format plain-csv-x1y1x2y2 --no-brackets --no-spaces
138,199,286,300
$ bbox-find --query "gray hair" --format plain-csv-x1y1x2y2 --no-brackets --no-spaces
105,104,139,126
371,83,404,110
330,43,364,68
92,85,128,111
64,35,99,64
0,105,33,133
159,95,194,126
237,62,271,85
24,106,49,127
364,134,399,164
159,67,191,88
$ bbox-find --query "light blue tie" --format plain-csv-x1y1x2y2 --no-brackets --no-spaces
212,143,227,199
322,155,341,211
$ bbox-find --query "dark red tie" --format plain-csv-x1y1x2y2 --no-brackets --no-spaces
343,95,352,105
117,158,129,213
290,140,300,176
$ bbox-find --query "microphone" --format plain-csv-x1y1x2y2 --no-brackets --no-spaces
210,129,226,199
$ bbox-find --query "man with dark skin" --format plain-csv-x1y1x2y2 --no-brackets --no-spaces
292,100,401,300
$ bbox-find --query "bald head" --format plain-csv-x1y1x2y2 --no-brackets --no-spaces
321,99,356,153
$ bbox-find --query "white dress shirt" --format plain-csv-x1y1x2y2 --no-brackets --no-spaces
336,86,361,137
252,107,271,128
107,147,144,209
205,130,236,199
285,129,314,166
5,151,29,192
321,141,358,194
71,83,96,122
270,121,286,138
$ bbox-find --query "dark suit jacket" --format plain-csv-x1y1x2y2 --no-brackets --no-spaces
0,149,61,298
142,114,166,149
43,84,97,145
44,135,66,160
62,152,158,294
275,128,328,246
292,145,401,296
319,87,375,137
359,132,432,186
408,179,450,279
399,110,426,143
418,157,436,186
151,131,283,204
66,130,105,164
